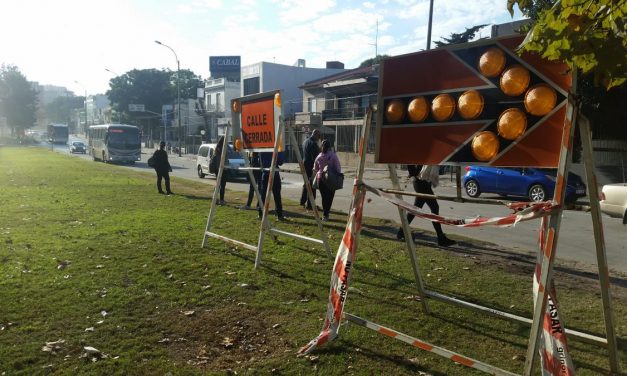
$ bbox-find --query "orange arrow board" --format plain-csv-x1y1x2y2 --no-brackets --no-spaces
375,35,571,167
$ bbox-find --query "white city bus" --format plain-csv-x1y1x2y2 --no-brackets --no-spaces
47,123,69,144
88,124,141,164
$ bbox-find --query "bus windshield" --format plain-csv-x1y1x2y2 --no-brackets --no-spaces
108,129,140,149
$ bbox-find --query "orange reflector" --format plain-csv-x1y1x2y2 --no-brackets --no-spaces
407,96,429,123
385,99,405,123
234,138,243,151
231,100,240,113
274,92,282,107
431,94,455,122
457,90,484,120
471,131,500,161
500,65,530,96
497,108,527,140
525,84,557,116
478,47,506,77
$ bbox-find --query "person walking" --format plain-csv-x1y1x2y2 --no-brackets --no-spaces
258,151,285,221
313,140,341,221
213,136,228,205
241,152,260,210
300,129,321,210
396,165,456,246
152,141,173,195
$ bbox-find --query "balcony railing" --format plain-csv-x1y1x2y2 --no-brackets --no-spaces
322,107,367,121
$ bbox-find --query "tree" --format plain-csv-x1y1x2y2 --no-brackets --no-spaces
106,69,173,120
508,0,626,89
359,55,390,68
106,68,203,121
174,69,203,100
45,95,85,126
0,64,38,135
434,24,489,47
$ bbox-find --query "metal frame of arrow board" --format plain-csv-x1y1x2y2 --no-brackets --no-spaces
306,79,619,374
201,91,332,269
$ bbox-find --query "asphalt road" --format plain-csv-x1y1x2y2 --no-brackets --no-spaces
53,138,627,275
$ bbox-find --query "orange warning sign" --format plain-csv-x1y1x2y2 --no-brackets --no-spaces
375,35,571,167
240,97,275,149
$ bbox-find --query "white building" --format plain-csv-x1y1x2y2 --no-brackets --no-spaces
202,77,241,142
240,60,346,117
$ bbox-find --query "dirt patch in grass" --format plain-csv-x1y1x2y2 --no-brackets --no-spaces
160,306,292,371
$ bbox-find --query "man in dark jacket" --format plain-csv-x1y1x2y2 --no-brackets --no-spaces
300,129,320,210
152,141,173,195
396,165,455,246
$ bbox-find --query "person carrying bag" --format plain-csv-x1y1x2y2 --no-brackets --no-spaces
313,140,342,221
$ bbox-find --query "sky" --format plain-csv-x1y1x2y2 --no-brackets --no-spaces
1,0,523,96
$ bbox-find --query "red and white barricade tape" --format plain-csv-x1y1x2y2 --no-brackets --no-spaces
362,182,560,227
343,312,518,375
298,185,366,355
535,217,576,375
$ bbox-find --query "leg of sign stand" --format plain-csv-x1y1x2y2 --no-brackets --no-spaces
388,164,430,314
286,125,333,259
255,118,284,269
524,92,578,375
202,124,231,248
579,114,620,374
242,153,277,243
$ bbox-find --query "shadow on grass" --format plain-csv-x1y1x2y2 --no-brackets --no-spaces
314,339,449,376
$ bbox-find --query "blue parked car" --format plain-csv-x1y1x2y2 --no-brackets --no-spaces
463,166,586,202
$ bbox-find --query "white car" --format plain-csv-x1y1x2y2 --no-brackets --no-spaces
196,143,246,179
600,183,627,224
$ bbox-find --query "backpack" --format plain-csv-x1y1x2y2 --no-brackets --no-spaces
147,156,155,168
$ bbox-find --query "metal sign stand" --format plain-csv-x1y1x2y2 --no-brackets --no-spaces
202,123,273,252
202,121,332,269
308,100,619,374
255,116,332,268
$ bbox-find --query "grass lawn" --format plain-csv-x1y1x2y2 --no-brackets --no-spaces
0,146,625,375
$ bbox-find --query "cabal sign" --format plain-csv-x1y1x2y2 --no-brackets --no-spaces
232,90,282,151
209,56,241,73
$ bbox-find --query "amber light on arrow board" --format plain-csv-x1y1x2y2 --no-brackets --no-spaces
500,65,530,96
274,92,282,107
385,99,405,123
479,47,506,78
234,138,243,151
457,90,484,120
471,131,500,161
497,108,527,140
431,94,456,122
525,84,557,116
407,96,429,123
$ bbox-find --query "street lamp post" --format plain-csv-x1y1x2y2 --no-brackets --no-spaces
74,81,87,135
155,40,182,157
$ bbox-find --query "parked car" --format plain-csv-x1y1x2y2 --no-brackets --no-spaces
600,183,627,224
69,141,86,154
196,143,246,179
463,166,587,202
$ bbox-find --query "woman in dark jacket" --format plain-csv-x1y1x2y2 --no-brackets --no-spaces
313,140,341,221
152,141,173,195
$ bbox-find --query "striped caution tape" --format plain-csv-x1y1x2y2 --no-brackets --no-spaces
361,182,560,227
535,217,576,375
298,184,367,355
343,312,518,376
